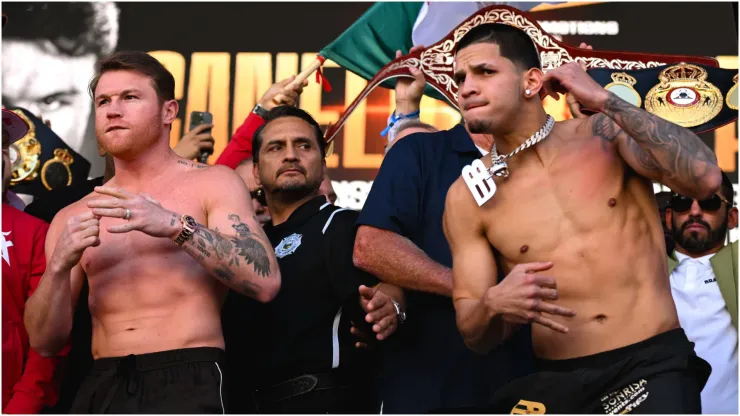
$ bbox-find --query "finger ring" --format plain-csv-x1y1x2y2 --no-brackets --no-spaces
124,209,131,220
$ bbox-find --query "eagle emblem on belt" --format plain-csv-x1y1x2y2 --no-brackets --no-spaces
275,233,303,258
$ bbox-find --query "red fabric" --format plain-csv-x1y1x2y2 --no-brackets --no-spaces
315,55,332,93
215,112,265,169
2,205,66,414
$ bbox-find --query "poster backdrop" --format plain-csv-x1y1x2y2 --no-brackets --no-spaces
2,2,738,209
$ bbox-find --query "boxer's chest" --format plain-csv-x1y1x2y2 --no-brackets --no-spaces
81,187,206,276
482,140,626,261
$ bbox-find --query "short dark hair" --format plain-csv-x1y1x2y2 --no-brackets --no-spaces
720,171,735,206
252,106,326,163
455,23,541,71
89,51,176,104
2,2,118,58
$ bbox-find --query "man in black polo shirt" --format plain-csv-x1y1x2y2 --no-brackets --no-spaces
222,106,405,413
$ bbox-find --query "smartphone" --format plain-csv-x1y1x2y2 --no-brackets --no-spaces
189,111,213,163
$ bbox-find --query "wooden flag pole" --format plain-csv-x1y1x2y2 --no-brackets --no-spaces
292,58,323,88
272,58,324,105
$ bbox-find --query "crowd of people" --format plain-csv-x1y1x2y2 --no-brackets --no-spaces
2,10,737,416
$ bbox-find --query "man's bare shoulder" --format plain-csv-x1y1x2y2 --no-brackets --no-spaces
51,193,96,229
554,117,594,141
446,176,481,217
190,162,242,183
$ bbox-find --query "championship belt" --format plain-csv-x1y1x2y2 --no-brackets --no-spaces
588,63,738,134
324,4,731,142
8,107,91,198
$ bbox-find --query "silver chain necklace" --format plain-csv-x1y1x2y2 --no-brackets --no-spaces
489,114,555,178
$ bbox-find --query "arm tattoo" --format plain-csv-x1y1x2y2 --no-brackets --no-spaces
188,214,272,278
182,215,273,298
596,92,718,189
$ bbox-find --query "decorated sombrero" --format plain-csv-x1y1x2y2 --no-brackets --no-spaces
323,4,737,142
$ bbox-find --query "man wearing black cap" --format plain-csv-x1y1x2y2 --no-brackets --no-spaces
2,109,68,413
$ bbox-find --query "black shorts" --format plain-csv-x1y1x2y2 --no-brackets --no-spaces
489,329,711,414
70,347,226,414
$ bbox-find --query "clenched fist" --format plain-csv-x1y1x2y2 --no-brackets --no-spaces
49,212,101,271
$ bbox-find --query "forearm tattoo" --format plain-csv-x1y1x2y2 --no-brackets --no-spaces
182,214,273,295
594,92,718,188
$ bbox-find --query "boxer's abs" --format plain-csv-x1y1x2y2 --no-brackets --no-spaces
524,228,679,360
90,299,225,359
83,241,227,359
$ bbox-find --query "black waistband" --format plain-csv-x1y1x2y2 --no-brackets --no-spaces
92,347,225,372
535,328,689,372
252,371,361,410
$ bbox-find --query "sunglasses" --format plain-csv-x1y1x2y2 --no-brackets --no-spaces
670,193,731,213
250,189,267,206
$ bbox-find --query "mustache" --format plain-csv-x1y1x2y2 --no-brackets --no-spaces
681,218,711,233
277,164,306,176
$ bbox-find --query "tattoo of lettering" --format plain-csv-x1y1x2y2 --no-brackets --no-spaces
593,92,718,187
177,160,209,169
170,214,177,227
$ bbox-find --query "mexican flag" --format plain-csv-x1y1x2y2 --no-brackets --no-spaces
319,1,569,86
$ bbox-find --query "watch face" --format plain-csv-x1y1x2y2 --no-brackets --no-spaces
184,216,198,228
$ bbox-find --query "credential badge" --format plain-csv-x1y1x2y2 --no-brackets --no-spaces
275,233,302,258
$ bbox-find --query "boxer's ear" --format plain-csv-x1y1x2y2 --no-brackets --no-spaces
252,162,262,187
728,206,738,230
524,67,544,98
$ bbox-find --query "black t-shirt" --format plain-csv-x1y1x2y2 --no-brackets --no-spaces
223,196,378,390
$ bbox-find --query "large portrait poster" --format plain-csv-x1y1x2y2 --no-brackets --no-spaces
2,2,737,210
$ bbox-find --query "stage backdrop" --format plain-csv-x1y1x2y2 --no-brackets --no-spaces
3,2,737,209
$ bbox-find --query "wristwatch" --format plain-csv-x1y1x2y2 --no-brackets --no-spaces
173,214,198,246
252,103,269,119
391,299,406,325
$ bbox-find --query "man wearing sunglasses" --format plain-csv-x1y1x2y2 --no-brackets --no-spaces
666,173,738,415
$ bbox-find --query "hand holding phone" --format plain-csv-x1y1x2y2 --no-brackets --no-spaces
189,111,213,163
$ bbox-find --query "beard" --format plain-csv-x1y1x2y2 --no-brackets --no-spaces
672,215,728,254
268,175,321,203
465,117,493,134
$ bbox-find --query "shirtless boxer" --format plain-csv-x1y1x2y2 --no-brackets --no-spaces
24,51,281,413
443,24,719,413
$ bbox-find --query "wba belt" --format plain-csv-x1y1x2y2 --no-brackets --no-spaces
587,63,738,134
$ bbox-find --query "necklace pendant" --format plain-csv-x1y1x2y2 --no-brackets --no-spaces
490,157,510,178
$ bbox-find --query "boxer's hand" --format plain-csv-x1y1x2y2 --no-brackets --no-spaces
174,124,215,160
258,76,309,111
359,285,398,341
565,43,594,119
394,45,426,115
484,262,576,333
350,324,374,349
49,212,101,271
88,186,181,239
541,61,609,113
